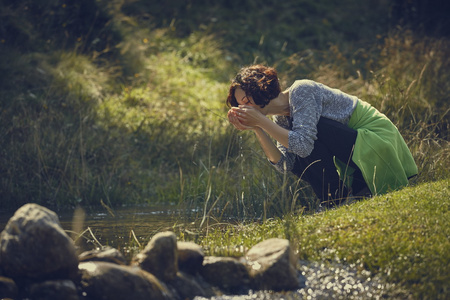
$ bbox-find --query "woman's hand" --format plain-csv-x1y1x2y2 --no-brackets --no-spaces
227,109,254,131
231,105,290,149
231,105,265,127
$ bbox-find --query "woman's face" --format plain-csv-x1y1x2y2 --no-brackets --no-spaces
234,88,256,106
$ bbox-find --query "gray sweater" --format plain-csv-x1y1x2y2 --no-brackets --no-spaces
272,80,358,173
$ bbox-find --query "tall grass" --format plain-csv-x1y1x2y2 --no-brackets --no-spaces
0,0,448,215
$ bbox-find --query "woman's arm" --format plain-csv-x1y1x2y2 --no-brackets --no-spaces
253,127,282,164
256,115,289,149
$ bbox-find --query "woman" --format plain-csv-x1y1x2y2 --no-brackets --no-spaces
227,64,418,206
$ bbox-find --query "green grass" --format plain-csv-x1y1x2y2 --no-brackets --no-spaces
197,179,449,299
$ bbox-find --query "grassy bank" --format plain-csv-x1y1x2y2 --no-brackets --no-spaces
197,179,449,299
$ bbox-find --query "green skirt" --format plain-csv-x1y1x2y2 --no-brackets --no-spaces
335,100,418,195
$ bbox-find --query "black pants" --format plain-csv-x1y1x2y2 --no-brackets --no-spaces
291,117,368,204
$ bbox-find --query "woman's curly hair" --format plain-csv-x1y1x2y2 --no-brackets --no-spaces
226,65,281,108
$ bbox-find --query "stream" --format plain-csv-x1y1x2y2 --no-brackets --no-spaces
0,205,407,299
0,204,188,258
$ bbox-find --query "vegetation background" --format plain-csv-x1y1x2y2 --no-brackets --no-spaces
0,0,448,214
1,1,449,299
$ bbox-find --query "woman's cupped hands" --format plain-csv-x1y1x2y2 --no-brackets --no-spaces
227,105,263,131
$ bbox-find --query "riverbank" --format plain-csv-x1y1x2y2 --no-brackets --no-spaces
197,179,449,299
2,180,447,299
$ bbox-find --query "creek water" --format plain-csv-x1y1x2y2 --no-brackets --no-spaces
0,204,189,258
0,205,405,299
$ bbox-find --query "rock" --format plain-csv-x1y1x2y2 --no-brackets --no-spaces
0,276,18,299
79,246,127,265
0,203,78,281
167,271,214,300
133,231,178,281
28,279,78,300
79,261,171,300
201,256,250,293
245,238,303,291
177,241,204,275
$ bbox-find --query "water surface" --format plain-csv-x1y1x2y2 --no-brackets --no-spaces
0,204,185,256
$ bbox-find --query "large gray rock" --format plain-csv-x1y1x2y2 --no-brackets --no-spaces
177,241,204,275
79,261,171,300
245,238,302,291
201,256,250,293
0,204,78,281
133,231,178,281
28,279,78,300
79,246,127,265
